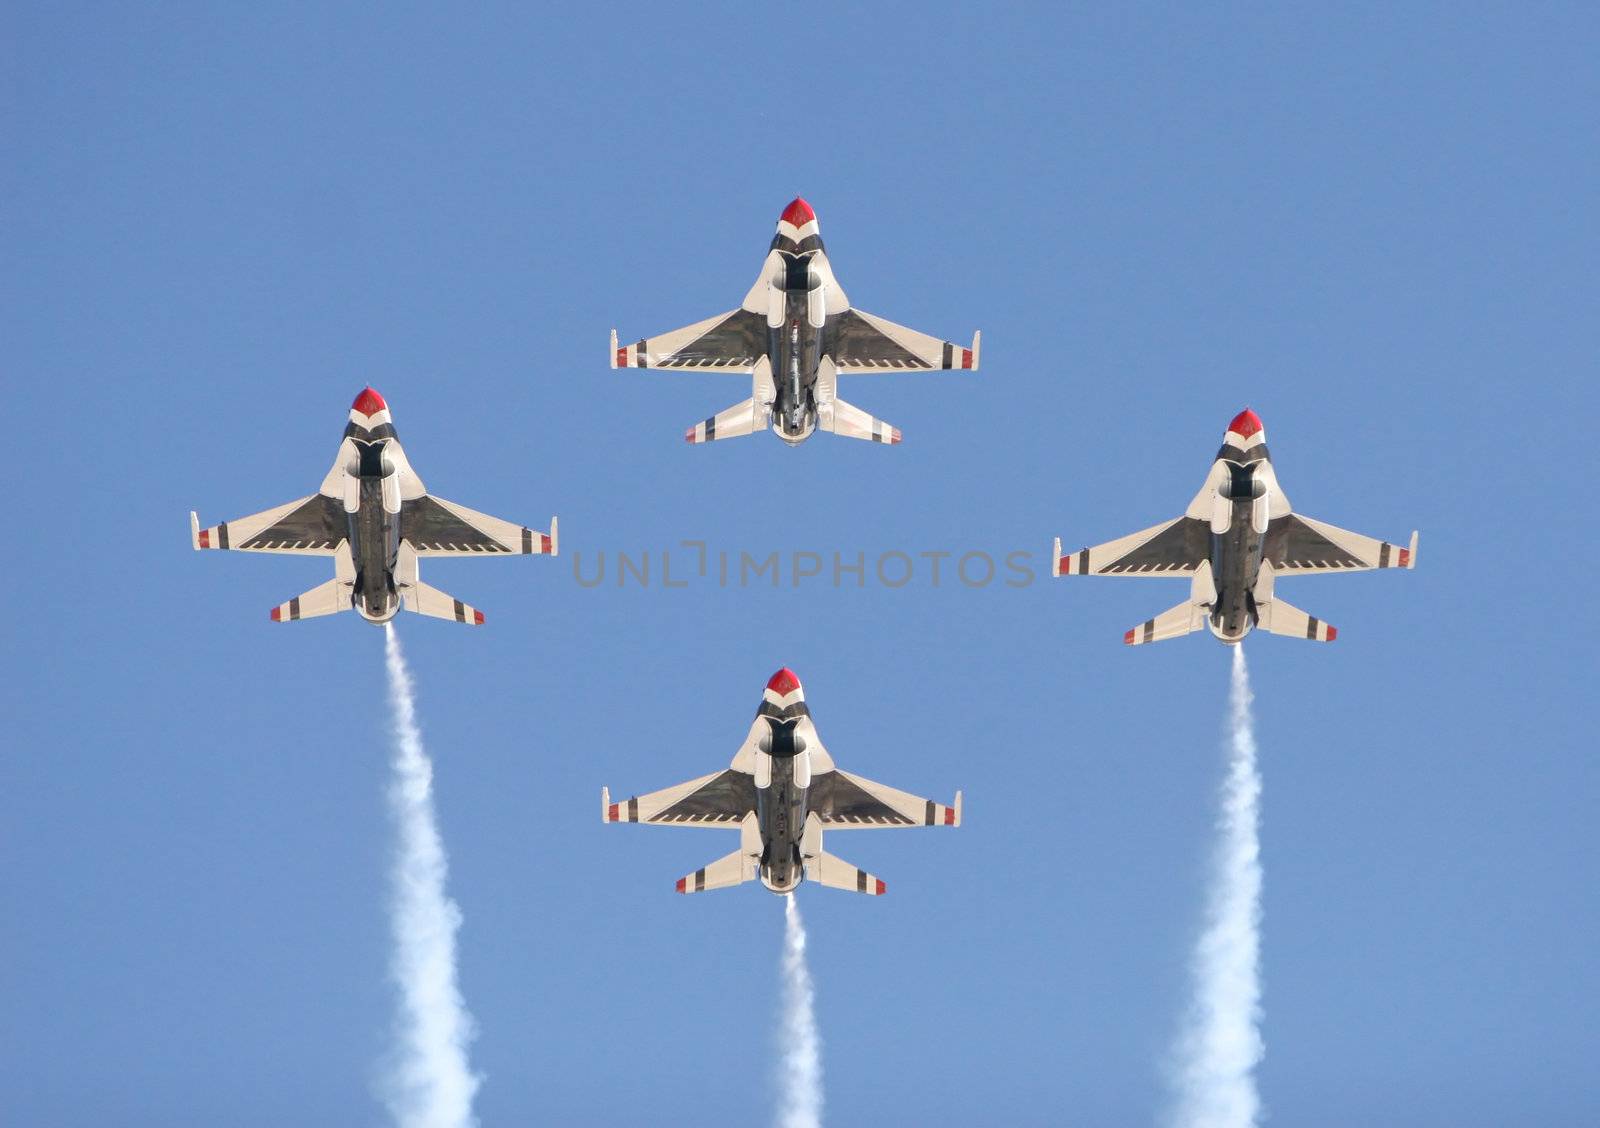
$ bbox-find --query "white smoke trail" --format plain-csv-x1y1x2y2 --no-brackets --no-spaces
1171,644,1264,1128
379,623,482,1128
777,893,823,1128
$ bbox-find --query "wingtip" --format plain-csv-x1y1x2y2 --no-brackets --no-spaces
971,329,981,369
953,790,963,827
550,515,559,557
601,786,610,821
609,328,619,368
1408,530,1419,568
1052,537,1062,577
190,511,201,550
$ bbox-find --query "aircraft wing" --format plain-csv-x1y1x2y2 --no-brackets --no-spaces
1265,516,1418,574
809,770,961,829
829,310,979,373
602,770,757,828
611,311,767,372
1053,518,1210,577
399,498,556,558
190,496,345,555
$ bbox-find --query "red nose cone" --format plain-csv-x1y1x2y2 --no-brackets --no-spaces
779,197,816,228
352,387,388,416
1227,408,1263,438
766,667,802,696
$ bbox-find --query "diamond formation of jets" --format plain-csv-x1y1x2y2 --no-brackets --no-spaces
610,197,980,446
602,668,961,895
191,388,556,625
1052,409,1418,645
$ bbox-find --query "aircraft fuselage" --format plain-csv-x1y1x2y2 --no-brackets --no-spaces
768,253,826,444
348,436,402,623
755,715,811,892
1207,461,1269,643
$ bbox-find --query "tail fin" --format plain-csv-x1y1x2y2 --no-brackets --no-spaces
1124,599,1206,645
400,581,485,626
809,851,887,895
819,398,900,444
685,397,768,444
675,848,758,894
269,578,353,622
1257,597,1337,642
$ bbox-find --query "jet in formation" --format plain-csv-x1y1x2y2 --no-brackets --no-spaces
1052,409,1418,645
610,197,980,446
191,388,556,625
602,668,961,894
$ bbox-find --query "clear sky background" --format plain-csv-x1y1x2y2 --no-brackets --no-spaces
3,5,1596,1126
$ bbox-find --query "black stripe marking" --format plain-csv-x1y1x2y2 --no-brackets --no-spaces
1216,443,1271,463
522,528,533,554
452,599,465,623
942,342,953,368
769,233,826,255
343,421,398,441
635,339,647,366
1143,620,1155,644
925,799,936,826
1306,616,1319,640
856,869,867,893
1379,542,1391,569
628,797,638,822
1078,549,1090,575
289,596,300,621
217,522,230,550
694,868,706,892
705,413,716,442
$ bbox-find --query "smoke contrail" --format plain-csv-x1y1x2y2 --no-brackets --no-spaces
777,893,823,1128
380,623,481,1128
1171,644,1264,1128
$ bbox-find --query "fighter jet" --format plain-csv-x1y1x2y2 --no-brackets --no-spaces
191,387,556,625
1052,409,1418,645
610,197,980,446
601,668,961,895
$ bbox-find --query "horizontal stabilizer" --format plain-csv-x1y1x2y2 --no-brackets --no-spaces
1124,600,1206,645
820,398,901,444
270,578,353,622
809,851,886,895
675,848,757,894
400,581,485,626
1257,597,1337,642
686,397,767,444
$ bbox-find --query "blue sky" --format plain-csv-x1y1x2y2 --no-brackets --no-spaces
3,4,1596,1125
